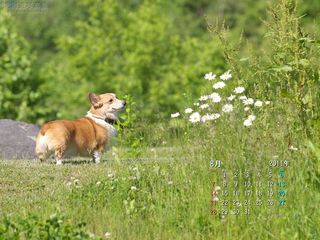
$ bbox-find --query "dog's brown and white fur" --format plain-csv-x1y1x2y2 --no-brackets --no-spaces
35,93,126,164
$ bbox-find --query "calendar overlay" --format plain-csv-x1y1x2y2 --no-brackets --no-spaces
210,160,289,218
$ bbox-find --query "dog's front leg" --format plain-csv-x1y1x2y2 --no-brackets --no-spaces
92,150,102,163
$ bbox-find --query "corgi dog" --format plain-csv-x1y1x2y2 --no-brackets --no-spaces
35,93,126,164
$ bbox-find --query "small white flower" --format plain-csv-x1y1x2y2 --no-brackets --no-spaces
131,186,138,191
222,104,233,113
213,196,219,201
234,86,245,94
189,112,201,123
171,112,180,118
289,145,298,151
254,100,263,107
244,107,250,112
239,95,247,100
202,113,220,122
104,232,111,239
194,102,200,106
213,81,226,89
209,93,221,103
220,70,232,81
199,104,209,109
96,181,101,185
199,95,209,101
185,108,193,113
243,119,253,127
243,98,254,105
108,173,114,178
227,95,236,101
214,186,221,191
204,72,216,81
248,115,256,121
265,101,271,105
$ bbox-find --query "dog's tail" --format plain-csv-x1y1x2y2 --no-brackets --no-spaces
35,129,49,161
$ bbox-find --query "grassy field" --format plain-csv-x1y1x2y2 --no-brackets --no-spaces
1,114,320,239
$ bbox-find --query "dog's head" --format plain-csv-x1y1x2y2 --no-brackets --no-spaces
88,93,126,120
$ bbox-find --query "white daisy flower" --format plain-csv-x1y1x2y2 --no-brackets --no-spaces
265,101,271,105
244,107,250,111
289,145,298,151
209,93,221,103
227,95,236,101
199,104,209,109
185,108,193,113
213,81,226,89
104,232,112,239
211,113,221,120
171,112,180,118
234,86,245,94
239,95,247,100
243,119,253,127
220,70,232,81
243,98,254,105
189,112,201,123
248,114,256,121
222,104,233,113
254,100,263,107
199,95,209,101
204,72,216,81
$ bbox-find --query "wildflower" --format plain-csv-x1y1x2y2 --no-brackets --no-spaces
243,119,253,127
214,186,221,191
189,112,201,123
199,95,209,101
222,104,233,113
254,100,263,107
96,181,101,185
248,114,256,121
244,107,250,112
213,196,219,201
289,145,298,151
185,108,193,113
209,93,221,103
243,98,254,105
227,95,236,101
239,96,247,100
202,113,220,122
220,70,232,81
104,232,111,239
131,186,138,191
199,104,209,109
213,81,226,89
108,173,114,178
171,112,180,118
234,86,245,94
265,101,271,105
204,72,216,81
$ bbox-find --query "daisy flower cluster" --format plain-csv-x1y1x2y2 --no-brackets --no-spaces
171,70,270,127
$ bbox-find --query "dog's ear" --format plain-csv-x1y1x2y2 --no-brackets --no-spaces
89,93,103,108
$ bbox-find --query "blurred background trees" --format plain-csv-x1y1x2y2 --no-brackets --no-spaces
0,0,320,123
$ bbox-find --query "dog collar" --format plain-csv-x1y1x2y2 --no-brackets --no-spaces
86,112,118,125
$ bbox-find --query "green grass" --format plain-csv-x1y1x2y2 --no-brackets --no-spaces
1,124,319,240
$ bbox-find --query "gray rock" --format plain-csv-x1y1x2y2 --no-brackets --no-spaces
0,119,40,159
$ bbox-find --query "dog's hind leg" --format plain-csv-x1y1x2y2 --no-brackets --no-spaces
55,147,66,165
